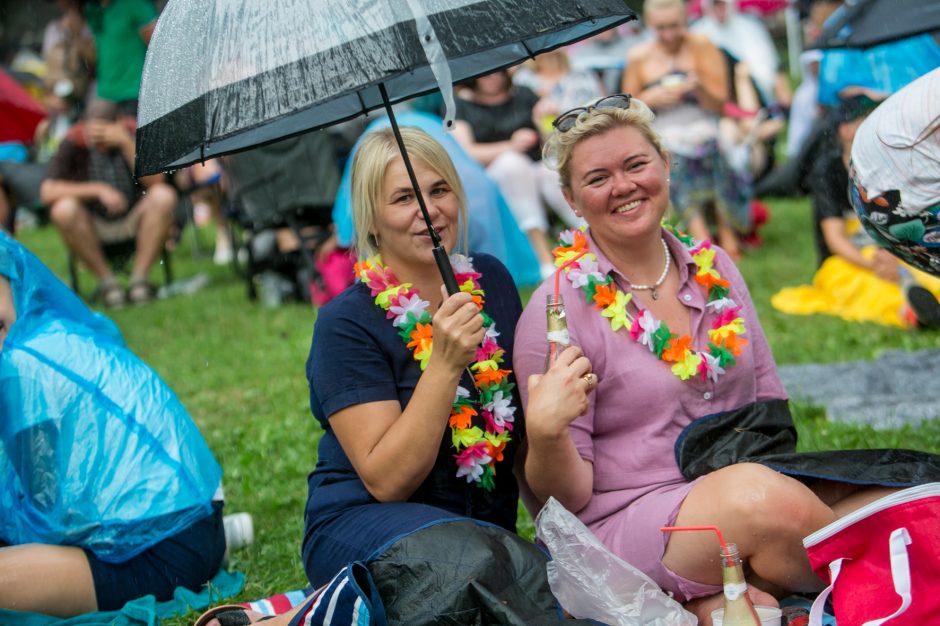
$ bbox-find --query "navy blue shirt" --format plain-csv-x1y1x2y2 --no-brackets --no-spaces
304,253,525,544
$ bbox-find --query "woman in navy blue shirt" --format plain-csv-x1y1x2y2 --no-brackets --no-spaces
301,126,595,593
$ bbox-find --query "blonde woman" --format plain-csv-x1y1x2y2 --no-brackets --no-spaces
514,96,925,625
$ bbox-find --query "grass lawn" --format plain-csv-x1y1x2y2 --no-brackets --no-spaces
14,196,940,621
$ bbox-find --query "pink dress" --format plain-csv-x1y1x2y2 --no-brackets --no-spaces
513,228,787,600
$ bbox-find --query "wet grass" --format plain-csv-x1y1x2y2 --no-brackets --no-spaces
13,195,940,621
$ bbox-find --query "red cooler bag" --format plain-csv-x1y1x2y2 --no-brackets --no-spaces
803,482,940,626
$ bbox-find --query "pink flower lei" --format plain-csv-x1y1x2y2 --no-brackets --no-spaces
353,254,516,491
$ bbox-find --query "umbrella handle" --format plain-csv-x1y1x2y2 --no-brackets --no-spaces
434,245,460,295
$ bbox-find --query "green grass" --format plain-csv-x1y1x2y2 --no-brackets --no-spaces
13,195,940,621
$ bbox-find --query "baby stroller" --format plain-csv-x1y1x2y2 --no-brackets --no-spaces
221,130,345,306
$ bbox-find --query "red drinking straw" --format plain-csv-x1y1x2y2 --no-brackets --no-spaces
553,249,589,300
660,525,728,552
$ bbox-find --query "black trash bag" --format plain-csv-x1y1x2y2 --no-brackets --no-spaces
676,399,940,487
365,519,593,626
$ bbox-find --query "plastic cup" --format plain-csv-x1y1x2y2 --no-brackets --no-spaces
711,605,782,626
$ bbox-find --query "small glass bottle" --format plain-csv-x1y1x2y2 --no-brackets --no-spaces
544,294,570,370
720,543,761,626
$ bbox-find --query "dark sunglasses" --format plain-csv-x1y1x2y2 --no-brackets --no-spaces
552,94,633,133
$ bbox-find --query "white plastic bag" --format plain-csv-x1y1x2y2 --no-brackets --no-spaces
536,497,697,626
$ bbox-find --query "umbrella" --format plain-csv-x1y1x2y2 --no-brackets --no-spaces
136,0,635,291
0,69,46,144
814,0,940,50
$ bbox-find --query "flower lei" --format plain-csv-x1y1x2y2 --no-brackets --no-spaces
353,254,515,491
553,226,748,382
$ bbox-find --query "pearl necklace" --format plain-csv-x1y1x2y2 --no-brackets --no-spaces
627,238,670,300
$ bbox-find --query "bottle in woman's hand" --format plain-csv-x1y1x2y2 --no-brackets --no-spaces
544,293,570,371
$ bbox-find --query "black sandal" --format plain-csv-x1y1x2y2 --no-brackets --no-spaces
193,605,274,626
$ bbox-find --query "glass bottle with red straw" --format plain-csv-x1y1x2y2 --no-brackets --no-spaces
661,525,762,626
544,251,587,370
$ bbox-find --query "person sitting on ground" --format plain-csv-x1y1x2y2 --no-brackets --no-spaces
623,0,747,260
0,232,225,618
452,69,579,278
513,95,940,626
196,127,592,626
40,98,177,307
771,93,940,329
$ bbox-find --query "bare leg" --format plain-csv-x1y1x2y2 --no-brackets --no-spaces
131,183,177,278
0,544,97,617
663,463,835,593
687,211,710,243
49,197,112,281
715,212,742,261
810,480,899,517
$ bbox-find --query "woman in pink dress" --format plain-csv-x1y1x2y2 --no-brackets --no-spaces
513,94,903,624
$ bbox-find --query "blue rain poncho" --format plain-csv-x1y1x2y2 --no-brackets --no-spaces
0,232,221,562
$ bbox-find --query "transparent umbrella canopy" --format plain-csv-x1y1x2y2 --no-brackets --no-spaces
136,0,636,290
135,0,635,176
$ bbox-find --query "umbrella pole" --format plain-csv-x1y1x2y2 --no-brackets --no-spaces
378,83,459,295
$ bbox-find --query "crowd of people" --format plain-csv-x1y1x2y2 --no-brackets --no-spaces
2,0,940,624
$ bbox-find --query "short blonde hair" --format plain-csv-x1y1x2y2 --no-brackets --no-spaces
351,126,467,259
542,97,667,191
644,0,685,18
532,49,571,75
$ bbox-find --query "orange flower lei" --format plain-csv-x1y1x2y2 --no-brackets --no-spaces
553,226,748,382
353,254,515,490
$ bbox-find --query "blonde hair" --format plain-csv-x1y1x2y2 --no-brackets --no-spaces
643,0,685,18
542,97,667,191
351,126,467,259
532,49,571,74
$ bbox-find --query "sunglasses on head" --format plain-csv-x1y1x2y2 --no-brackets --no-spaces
552,94,633,133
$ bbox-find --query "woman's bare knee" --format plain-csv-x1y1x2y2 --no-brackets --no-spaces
49,197,86,228
677,464,835,547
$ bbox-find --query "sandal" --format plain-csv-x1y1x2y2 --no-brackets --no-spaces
128,278,154,305
193,605,273,626
99,280,126,309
